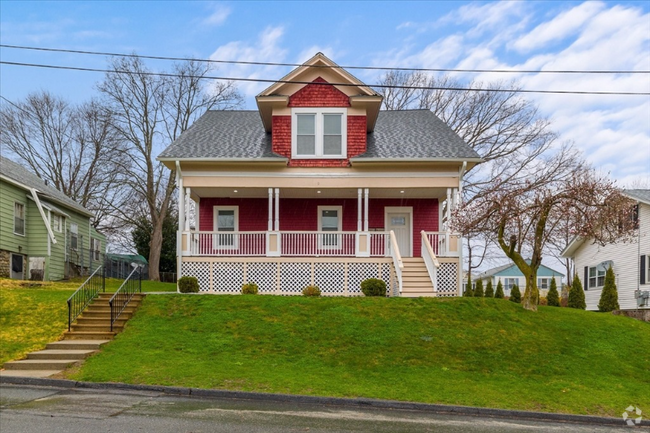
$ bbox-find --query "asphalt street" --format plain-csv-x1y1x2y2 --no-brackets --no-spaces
0,384,645,433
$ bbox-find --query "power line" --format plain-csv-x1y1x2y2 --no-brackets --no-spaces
2,43,649,75
1,61,649,96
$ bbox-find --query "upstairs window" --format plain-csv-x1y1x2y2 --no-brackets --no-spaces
14,202,25,235
52,214,63,232
70,223,78,250
292,108,346,158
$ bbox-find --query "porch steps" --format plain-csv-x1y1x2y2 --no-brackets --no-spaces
401,258,436,297
0,293,144,378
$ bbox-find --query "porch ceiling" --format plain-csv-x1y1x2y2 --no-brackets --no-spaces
191,187,448,200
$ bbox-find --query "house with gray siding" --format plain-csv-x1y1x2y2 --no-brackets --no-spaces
476,261,564,297
561,190,650,311
0,157,106,281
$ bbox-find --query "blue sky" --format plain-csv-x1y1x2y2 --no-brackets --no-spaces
1,1,649,185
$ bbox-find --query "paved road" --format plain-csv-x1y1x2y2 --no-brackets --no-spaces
0,384,644,432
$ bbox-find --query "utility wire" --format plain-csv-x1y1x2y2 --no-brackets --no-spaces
2,44,649,75
1,61,649,96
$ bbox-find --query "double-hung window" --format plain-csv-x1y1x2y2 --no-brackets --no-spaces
14,202,25,235
504,278,518,292
92,238,101,261
292,108,347,158
52,214,63,232
70,223,78,250
537,278,550,290
588,266,606,289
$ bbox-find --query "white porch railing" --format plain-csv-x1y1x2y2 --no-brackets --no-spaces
190,232,266,256
186,231,391,258
389,230,404,295
420,230,440,294
424,231,461,257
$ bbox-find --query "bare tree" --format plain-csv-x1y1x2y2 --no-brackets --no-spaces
453,145,636,311
0,91,128,230
98,56,243,280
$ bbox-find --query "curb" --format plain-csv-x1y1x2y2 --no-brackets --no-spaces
0,375,635,427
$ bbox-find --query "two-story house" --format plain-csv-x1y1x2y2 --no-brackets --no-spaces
0,156,106,281
561,189,650,310
158,53,481,296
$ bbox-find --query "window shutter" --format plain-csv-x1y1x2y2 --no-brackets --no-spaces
583,266,588,290
641,255,646,285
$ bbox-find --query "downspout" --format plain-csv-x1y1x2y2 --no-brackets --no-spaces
176,161,183,287
29,188,57,244
458,161,467,295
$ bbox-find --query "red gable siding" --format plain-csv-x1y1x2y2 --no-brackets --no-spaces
288,77,351,107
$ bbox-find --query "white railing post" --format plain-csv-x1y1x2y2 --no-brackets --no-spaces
389,230,403,295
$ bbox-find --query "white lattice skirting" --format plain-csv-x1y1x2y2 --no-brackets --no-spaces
436,262,459,297
181,258,395,296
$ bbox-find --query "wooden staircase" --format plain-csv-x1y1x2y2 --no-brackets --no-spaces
1,293,144,378
401,257,436,297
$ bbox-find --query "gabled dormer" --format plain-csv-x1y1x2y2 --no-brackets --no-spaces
256,53,383,167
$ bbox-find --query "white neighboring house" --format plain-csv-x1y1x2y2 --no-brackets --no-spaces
561,189,650,311
475,261,564,297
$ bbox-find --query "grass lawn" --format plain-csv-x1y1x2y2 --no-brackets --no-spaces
69,295,649,416
0,277,176,364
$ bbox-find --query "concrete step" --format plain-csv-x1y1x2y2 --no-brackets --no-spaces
0,369,64,378
3,359,80,370
76,317,127,326
71,324,124,333
27,349,96,360
63,331,116,340
46,340,110,350
85,305,138,313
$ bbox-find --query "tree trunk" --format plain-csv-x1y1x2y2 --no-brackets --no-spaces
522,271,539,311
148,218,164,281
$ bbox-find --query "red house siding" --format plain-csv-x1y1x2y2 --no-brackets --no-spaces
199,198,439,256
288,77,351,107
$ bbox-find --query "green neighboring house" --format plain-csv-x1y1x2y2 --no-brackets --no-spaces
0,157,106,281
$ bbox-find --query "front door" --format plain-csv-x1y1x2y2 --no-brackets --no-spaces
385,209,412,257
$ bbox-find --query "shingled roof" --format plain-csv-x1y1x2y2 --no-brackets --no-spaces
0,156,93,217
158,109,481,162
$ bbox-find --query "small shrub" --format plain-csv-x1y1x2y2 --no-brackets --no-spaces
598,266,620,312
539,296,548,306
178,276,199,293
560,284,570,307
494,280,504,299
302,285,321,297
568,275,586,309
474,279,484,297
509,285,521,303
241,282,259,295
361,278,387,297
463,279,473,297
547,277,560,307
484,280,494,298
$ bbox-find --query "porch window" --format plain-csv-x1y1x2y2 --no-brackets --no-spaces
214,206,238,248
292,108,346,158
14,202,25,235
70,223,78,250
318,206,342,248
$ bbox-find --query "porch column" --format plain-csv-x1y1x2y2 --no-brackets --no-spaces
274,188,280,231
185,187,191,252
268,188,273,231
357,188,363,231
363,188,369,231
176,167,184,280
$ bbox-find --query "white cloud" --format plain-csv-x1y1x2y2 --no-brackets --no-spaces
209,26,289,97
202,4,231,27
512,2,605,52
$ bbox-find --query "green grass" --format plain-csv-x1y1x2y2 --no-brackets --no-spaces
69,295,649,416
0,277,176,364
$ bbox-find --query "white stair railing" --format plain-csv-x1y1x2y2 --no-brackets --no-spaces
421,230,440,295
388,230,404,295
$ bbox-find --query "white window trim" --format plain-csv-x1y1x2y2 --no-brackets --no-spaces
92,238,101,260
537,277,550,290
291,107,347,159
213,206,239,250
588,266,606,289
318,205,343,249
52,214,63,233
14,202,25,236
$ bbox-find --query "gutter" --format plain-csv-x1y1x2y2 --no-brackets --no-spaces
29,188,57,245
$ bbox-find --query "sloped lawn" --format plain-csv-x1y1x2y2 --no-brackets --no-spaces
69,295,650,416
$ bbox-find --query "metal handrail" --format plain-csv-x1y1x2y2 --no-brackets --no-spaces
108,266,142,332
388,230,404,296
67,265,105,331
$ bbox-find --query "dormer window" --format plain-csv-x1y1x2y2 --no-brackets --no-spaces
292,108,347,158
